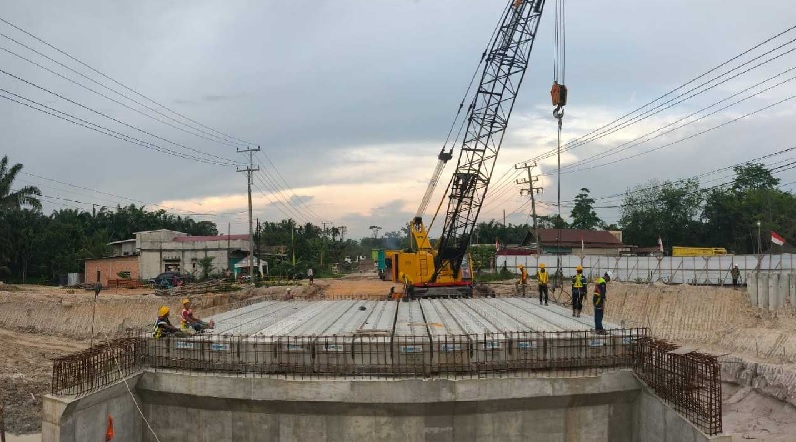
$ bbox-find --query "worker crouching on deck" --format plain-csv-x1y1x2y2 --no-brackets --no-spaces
153,306,185,338
571,265,587,317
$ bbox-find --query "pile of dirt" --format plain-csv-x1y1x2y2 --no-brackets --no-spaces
0,286,262,340
0,328,86,434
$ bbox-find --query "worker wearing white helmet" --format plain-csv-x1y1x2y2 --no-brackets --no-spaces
731,265,741,288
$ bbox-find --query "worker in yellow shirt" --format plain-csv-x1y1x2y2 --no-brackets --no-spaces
537,263,549,305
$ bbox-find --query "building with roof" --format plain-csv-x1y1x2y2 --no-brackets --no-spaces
518,229,632,256
85,229,252,286
136,229,251,279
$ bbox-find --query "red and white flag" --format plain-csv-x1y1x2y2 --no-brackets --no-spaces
771,231,786,246
495,238,500,251
657,236,663,252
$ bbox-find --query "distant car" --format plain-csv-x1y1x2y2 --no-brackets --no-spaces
149,272,190,288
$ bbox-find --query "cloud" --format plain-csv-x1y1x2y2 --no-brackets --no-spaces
2,0,795,240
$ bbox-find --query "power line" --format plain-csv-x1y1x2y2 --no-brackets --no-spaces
0,88,225,164
0,67,238,166
486,26,796,200
553,67,796,174
0,16,256,148
20,172,247,218
520,25,796,165
251,173,311,225
485,60,796,211
563,92,796,175
255,153,324,222
494,146,796,223
0,42,248,158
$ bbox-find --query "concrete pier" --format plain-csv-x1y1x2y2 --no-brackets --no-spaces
43,370,728,442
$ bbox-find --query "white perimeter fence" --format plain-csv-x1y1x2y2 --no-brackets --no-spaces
496,253,796,286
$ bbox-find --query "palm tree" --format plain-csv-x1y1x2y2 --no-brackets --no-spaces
0,155,41,211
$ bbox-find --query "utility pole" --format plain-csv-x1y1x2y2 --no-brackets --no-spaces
516,162,543,257
256,218,261,274
237,146,260,280
321,221,331,267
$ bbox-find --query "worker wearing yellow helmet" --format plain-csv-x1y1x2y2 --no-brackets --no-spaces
571,265,587,317
180,298,215,333
153,305,183,339
516,265,528,297
537,263,549,306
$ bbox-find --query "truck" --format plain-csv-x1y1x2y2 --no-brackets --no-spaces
671,246,728,257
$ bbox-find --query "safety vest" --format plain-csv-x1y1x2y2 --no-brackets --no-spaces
593,290,603,308
572,274,586,289
537,269,548,285
594,277,607,307
520,268,528,283
153,317,170,339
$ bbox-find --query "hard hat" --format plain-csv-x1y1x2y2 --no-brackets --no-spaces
539,263,545,268
158,306,170,317
576,265,583,271
181,298,190,305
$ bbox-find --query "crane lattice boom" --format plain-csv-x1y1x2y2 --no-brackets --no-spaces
434,0,546,280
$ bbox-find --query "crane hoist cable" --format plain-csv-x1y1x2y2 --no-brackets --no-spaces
552,0,566,274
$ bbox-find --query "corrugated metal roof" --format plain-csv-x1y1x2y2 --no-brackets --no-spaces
174,234,248,242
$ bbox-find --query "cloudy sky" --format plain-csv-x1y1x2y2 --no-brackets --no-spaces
1,0,795,240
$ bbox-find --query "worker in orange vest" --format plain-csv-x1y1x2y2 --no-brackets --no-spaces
516,265,528,297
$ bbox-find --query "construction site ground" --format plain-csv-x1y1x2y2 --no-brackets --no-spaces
2,275,796,440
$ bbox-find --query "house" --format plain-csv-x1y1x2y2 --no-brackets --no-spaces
85,229,252,286
520,229,632,256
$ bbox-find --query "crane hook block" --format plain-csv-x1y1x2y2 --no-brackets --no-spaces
550,82,568,107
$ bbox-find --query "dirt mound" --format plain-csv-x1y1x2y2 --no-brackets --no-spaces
0,286,261,340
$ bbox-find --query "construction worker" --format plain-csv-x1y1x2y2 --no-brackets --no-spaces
153,306,184,338
516,265,528,297
731,265,741,288
537,263,549,305
571,265,587,317
180,299,215,333
593,275,607,334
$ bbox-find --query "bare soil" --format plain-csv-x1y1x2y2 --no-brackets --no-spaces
2,277,796,439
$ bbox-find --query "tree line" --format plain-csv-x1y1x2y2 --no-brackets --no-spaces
2,154,793,284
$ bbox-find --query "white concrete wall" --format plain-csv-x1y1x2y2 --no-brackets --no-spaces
745,272,796,311
138,239,249,279
496,253,796,285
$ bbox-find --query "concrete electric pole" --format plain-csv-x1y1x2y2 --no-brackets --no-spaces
516,162,543,257
238,146,261,280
